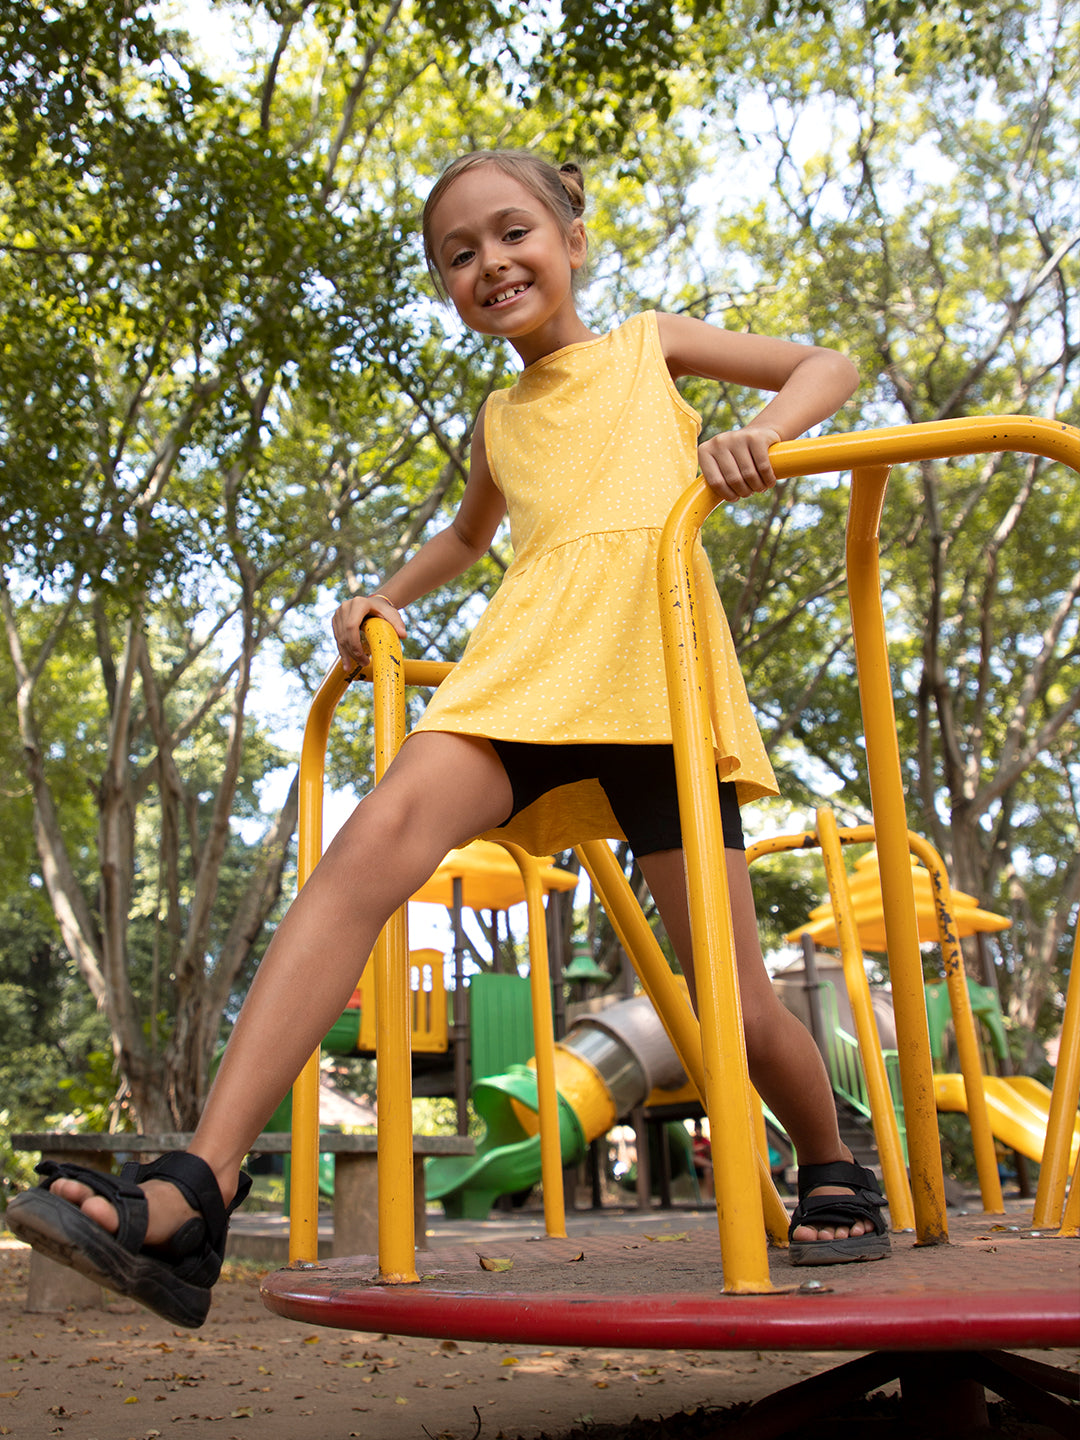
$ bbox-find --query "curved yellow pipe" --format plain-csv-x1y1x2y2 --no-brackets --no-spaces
658,484,774,1293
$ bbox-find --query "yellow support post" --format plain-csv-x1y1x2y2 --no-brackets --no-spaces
844,465,949,1245
500,843,567,1238
816,807,916,1230
1033,929,1080,1228
288,651,452,1269
1057,1151,1079,1238
366,619,419,1284
576,839,790,1245
289,660,350,1265
905,834,1004,1214
658,483,773,1294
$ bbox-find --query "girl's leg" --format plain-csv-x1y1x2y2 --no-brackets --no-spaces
48,732,514,1242
636,847,870,1244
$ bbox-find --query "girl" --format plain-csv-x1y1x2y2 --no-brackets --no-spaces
9,149,890,1327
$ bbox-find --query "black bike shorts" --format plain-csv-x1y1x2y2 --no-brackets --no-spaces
489,740,745,857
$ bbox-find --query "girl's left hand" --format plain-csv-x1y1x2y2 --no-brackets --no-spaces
698,426,781,501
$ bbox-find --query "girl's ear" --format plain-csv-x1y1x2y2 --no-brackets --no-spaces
568,217,588,270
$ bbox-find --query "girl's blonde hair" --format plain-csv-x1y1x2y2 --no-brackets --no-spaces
422,149,586,298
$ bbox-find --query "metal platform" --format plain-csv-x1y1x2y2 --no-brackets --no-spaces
261,1211,1078,1353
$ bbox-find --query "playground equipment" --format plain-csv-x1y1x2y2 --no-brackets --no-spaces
427,988,694,1216
330,841,578,1117
788,844,1079,1183
263,417,1080,1434
790,848,1013,951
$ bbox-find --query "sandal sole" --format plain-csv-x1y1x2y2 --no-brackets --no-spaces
6,1189,211,1328
789,1232,892,1266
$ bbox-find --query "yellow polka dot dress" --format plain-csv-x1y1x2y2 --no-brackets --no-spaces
412,311,778,853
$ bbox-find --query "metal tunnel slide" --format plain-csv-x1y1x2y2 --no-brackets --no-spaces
426,994,688,1218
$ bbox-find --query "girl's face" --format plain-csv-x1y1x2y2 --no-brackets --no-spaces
427,164,589,364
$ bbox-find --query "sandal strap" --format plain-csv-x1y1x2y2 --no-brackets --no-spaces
34,1160,149,1252
791,1190,887,1230
788,1160,889,1243
128,1152,252,1255
796,1160,885,1202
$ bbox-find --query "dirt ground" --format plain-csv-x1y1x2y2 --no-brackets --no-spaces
0,1237,869,1440
2,1214,1077,1440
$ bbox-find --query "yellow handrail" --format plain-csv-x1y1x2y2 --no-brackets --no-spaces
286,414,1079,1286
659,415,1080,1279
658,485,774,1292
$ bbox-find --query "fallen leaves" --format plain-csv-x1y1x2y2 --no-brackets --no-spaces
477,1254,514,1272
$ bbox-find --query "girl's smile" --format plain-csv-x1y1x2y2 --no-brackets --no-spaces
427,165,595,366
485,283,531,307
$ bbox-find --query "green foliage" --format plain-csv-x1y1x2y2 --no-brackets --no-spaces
0,0,1075,1131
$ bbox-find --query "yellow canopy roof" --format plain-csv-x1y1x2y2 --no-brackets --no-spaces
785,849,1011,952
410,838,579,912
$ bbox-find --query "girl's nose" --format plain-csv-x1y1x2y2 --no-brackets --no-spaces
483,252,509,277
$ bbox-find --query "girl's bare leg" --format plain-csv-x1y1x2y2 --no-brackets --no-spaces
48,733,514,1241
637,847,870,1244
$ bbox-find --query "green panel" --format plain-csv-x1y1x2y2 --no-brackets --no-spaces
468,972,536,1081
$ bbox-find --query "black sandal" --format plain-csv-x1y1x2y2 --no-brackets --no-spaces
787,1159,891,1266
6,1152,252,1327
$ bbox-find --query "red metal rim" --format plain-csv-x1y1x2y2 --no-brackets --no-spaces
260,1274,1079,1352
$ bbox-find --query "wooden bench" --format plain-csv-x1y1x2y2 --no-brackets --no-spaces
10,1130,474,1312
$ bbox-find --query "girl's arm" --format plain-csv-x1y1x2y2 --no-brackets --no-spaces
655,311,859,501
332,403,507,672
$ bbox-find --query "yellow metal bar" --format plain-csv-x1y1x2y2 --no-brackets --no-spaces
905,833,1004,1214
500,842,567,1237
816,807,916,1230
846,464,947,1243
1057,1150,1079,1237
1033,928,1080,1227
367,619,419,1284
772,422,1079,1250
749,821,1009,1219
697,409,1080,1236
289,659,351,1265
658,484,773,1293
774,419,1080,1230
577,839,790,1244
766,414,1080,481
350,656,456,689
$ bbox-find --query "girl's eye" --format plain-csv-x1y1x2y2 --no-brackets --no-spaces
504,227,528,242
449,248,475,268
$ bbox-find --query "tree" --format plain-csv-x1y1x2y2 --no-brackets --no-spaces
628,1,1079,1056
0,0,513,1126
1,0,1075,1137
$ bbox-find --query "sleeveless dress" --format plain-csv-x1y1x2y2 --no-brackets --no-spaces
411,310,778,854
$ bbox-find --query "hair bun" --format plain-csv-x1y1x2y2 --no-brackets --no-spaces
558,161,585,218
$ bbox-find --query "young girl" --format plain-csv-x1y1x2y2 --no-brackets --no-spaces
9,149,890,1327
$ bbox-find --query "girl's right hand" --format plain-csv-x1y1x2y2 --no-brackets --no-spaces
332,594,407,675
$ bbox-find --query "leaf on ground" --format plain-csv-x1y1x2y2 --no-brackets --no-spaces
642,1232,689,1242
477,1254,514,1272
